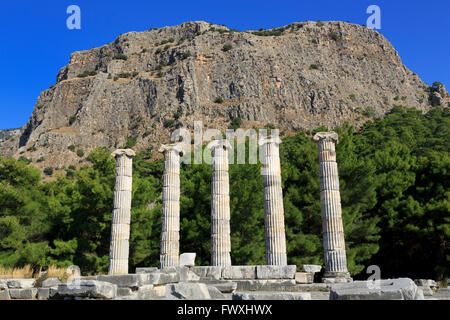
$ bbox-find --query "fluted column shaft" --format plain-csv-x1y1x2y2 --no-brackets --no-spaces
159,144,183,269
260,136,287,266
109,149,136,275
313,132,351,282
208,140,232,267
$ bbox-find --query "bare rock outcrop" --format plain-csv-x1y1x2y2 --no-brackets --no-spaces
1,20,446,171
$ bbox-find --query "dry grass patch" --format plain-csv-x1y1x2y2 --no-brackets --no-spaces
0,265,35,279
0,264,68,280
49,126,78,135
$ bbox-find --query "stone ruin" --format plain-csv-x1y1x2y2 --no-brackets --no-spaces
1,132,447,300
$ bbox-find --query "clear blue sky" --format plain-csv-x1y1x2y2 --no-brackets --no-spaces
1,0,449,129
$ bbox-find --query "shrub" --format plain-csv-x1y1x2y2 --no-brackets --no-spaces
43,167,53,176
174,107,183,120
117,72,131,79
76,149,85,157
214,96,224,103
229,117,242,130
142,130,151,138
329,32,339,41
164,119,175,128
114,54,128,60
18,156,31,164
309,64,319,70
252,27,285,36
222,44,232,52
362,107,376,118
77,70,97,78
432,81,443,89
180,51,191,60
264,123,276,134
124,137,137,149
69,115,77,125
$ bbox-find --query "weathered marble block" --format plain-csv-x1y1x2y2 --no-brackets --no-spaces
205,281,237,293
233,292,311,300
234,279,296,291
6,279,36,289
302,264,322,273
190,266,223,281
256,265,296,279
179,253,196,267
97,274,153,288
330,278,424,300
165,282,211,300
135,267,158,274
57,280,117,299
42,278,61,288
295,272,314,284
9,288,38,299
222,266,257,280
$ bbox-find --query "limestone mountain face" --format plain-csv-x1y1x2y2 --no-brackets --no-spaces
1,20,447,171
0,128,20,143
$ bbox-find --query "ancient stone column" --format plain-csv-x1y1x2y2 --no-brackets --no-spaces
313,132,352,283
208,140,232,267
159,144,184,269
259,136,287,266
109,149,136,275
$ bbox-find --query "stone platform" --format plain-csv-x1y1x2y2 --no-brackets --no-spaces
136,265,297,281
2,267,446,301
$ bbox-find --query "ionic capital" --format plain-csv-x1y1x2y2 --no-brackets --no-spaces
111,149,136,159
258,135,281,147
159,143,184,156
207,139,232,151
313,132,339,144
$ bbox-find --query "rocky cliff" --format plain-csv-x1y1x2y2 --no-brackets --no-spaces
1,20,448,171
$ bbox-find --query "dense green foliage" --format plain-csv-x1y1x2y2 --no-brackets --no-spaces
0,106,448,280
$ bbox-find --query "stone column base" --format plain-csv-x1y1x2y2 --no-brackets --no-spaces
322,271,353,283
